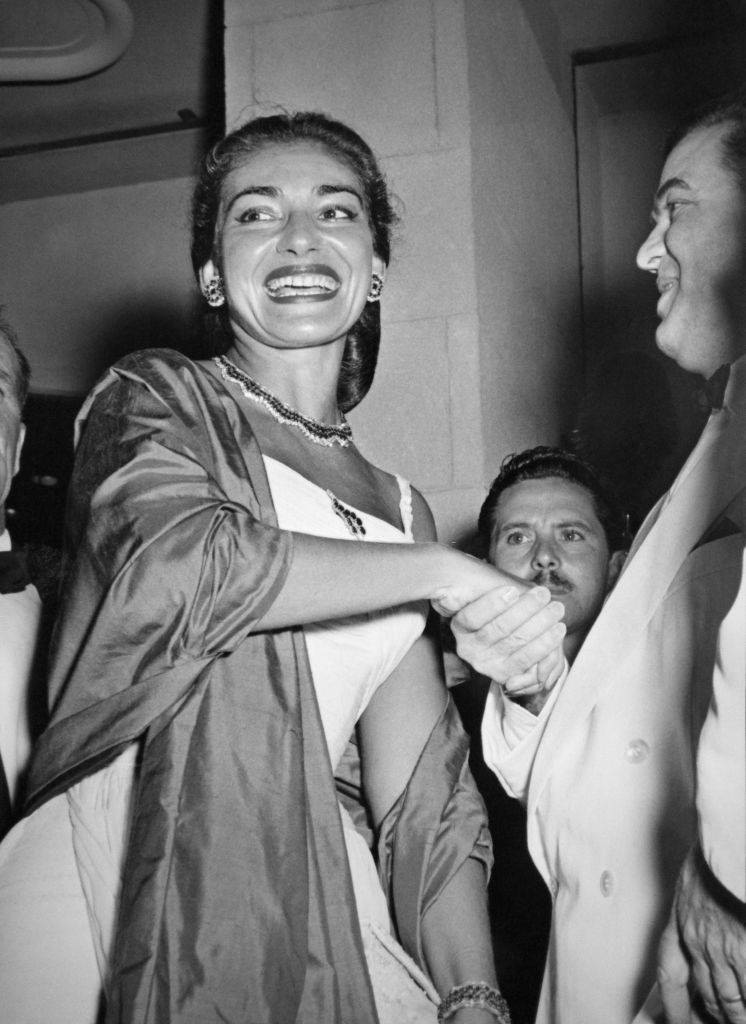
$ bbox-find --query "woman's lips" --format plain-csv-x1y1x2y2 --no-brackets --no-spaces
264,264,341,303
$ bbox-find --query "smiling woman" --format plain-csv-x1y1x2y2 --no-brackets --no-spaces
0,112,565,1024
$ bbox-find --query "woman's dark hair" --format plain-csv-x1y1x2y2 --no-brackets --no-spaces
191,111,398,412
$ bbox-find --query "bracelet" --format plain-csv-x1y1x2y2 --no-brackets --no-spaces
437,981,511,1022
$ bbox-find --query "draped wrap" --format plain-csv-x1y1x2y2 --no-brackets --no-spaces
24,349,491,1024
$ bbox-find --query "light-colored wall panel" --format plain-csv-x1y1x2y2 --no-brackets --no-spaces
433,0,471,150
426,485,487,547
466,0,581,479
349,317,453,491
383,147,477,323
446,313,485,487
230,0,439,156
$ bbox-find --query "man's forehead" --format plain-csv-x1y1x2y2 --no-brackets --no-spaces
656,123,733,197
494,476,601,526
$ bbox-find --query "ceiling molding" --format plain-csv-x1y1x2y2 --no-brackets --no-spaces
0,0,133,82
0,124,207,203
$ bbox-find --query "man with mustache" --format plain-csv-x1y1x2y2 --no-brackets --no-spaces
454,445,626,1023
476,445,626,710
452,88,746,1024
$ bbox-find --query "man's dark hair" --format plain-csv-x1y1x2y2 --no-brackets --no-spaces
478,445,626,553
665,86,746,194
0,310,30,410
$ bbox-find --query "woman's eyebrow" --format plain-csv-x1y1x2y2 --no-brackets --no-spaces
224,185,279,215
317,183,364,204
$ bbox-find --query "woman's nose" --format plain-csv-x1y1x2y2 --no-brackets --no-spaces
636,221,664,272
278,210,320,256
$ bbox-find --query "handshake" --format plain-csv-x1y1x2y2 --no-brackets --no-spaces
435,581,567,705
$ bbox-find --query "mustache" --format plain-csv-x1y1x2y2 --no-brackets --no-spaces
531,569,571,591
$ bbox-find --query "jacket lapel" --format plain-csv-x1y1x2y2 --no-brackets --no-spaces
529,389,746,807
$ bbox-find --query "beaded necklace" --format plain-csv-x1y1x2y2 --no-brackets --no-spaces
214,354,353,448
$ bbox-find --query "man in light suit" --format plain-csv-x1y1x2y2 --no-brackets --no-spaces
0,315,40,838
452,90,746,1024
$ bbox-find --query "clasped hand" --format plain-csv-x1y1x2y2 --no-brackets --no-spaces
435,578,566,698
658,847,746,1024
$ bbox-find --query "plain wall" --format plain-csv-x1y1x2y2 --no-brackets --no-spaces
0,175,197,395
466,0,580,483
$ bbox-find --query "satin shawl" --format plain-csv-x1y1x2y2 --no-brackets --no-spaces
25,349,490,1023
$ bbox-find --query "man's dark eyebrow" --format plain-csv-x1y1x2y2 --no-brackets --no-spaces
498,517,596,533
497,520,532,533
654,176,691,206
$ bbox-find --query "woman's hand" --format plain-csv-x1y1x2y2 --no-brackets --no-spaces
430,551,531,617
443,578,566,694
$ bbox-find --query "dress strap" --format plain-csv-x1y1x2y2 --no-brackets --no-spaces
396,475,414,540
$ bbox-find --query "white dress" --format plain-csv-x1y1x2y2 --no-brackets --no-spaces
265,458,439,1022
0,459,439,1024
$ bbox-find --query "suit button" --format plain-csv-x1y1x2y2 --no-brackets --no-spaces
600,870,615,896
625,739,650,763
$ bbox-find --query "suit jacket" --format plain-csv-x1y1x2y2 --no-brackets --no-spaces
482,355,746,1024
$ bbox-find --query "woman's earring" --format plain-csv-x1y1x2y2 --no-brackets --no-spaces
202,276,225,307
367,274,384,302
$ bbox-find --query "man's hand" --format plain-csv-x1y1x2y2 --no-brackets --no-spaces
659,847,746,1024
448,584,566,695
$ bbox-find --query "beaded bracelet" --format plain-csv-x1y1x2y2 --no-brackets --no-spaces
437,981,511,1023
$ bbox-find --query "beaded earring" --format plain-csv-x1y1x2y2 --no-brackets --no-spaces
367,274,384,302
202,276,225,307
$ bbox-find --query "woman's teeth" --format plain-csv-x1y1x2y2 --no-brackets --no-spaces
266,273,338,296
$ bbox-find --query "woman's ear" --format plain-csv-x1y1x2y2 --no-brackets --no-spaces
372,255,386,283
199,259,218,293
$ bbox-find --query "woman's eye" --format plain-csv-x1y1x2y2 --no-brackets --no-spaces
666,199,684,218
320,205,357,221
237,207,274,223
